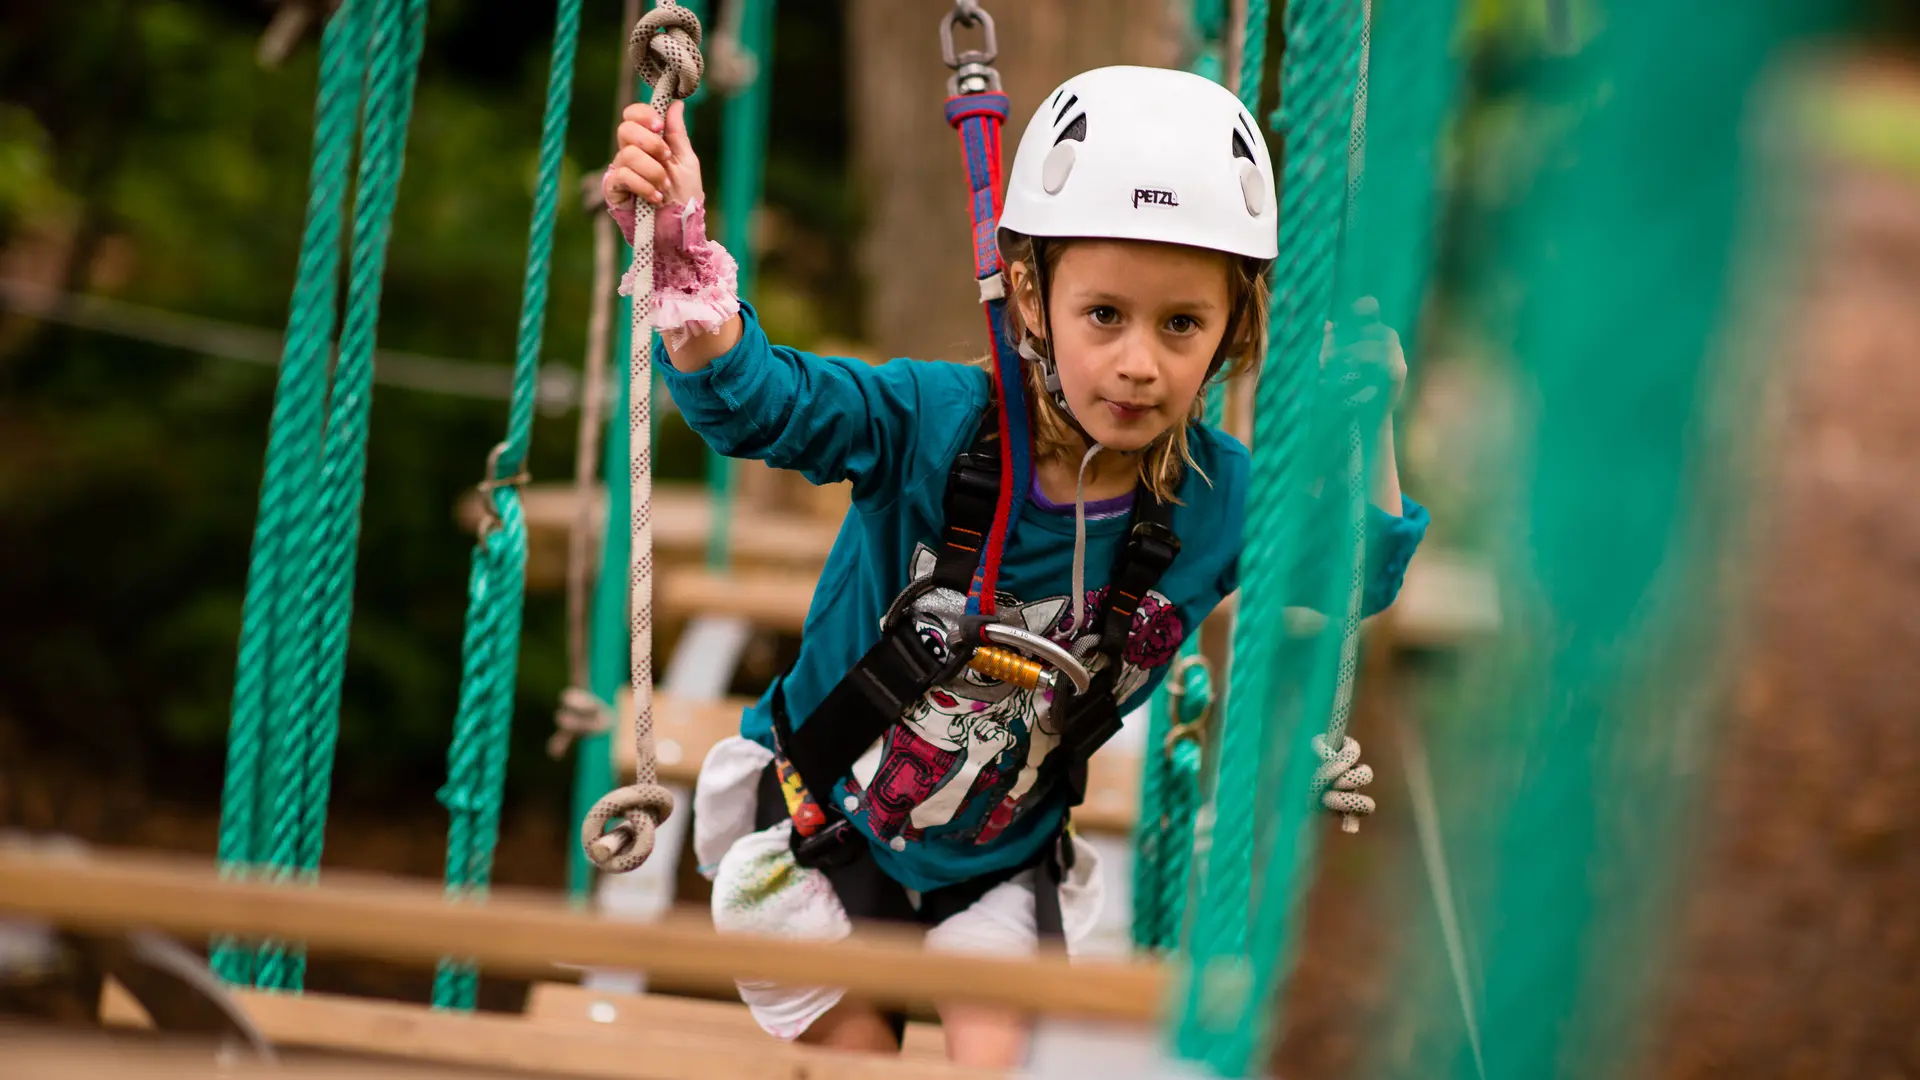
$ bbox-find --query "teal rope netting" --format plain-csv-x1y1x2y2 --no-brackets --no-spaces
1171,0,1365,1071
1129,0,1250,960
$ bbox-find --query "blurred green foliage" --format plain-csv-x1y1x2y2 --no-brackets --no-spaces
0,0,852,812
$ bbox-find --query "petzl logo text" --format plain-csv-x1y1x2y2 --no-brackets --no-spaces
1132,188,1179,208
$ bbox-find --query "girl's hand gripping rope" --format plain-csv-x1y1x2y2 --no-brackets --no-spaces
603,100,741,357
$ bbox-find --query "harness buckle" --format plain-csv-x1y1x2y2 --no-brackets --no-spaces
789,816,867,870
947,451,1001,503
1127,518,1181,570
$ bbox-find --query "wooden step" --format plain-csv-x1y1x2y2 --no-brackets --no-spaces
3,848,1167,1021
651,549,1493,646
656,567,817,634
610,691,759,784
456,483,842,593
615,692,1141,835
525,981,949,1061
103,980,988,1080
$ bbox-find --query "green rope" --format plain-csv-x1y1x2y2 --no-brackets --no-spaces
706,0,774,568
212,0,370,988
1238,0,1268,116
300,0,430,877
1132,659,1209,953
1129,0,1246,960
213,0,435,991
432,0,584,1010
1171,0,1363,1070
263,0,430,993
1188,0,1228,85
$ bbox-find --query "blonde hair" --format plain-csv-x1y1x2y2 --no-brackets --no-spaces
989,232,1270,502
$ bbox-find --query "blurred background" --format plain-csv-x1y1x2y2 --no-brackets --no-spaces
2,1,1918,1076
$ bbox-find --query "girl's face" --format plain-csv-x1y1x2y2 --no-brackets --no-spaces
1018,239,1234,454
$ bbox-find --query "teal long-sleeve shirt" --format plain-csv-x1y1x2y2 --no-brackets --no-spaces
661,305,1428,891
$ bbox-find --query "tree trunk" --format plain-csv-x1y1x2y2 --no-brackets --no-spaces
848,0,1189,362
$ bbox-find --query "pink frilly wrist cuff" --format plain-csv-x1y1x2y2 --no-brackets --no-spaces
605,172,740,351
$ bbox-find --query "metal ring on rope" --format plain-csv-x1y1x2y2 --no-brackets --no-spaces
473,441,531,540
1163,654,1213,756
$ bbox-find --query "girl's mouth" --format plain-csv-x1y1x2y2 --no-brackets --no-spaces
1105,400,1153,423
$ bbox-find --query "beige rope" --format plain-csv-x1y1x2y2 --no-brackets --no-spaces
706,0,759,95
548,0,645,763
583,0,705,874
1310,0,1376,834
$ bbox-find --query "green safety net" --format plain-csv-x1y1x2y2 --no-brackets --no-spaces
1162,0,1826,1076
1370,2,1825,1078
707,0,777,568
1130,0,1238,957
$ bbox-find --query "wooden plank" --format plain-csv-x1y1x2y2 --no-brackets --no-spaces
0,847,1165,1022
93,984,996,1080
524,982,950,1062
11,1023,541,1080
458,484,843,593
1213,548,1500,647
657,567,817,633
611,692,1141,834
609,691,758,784
1076,749,1140,836
1389,548,1500,645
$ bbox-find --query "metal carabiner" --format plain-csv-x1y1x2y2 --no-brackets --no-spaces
938,0,1001,95
1163,655,1213,756
473,441,531,539
978,622,1093,694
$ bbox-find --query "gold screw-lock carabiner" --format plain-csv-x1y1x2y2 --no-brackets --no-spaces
1163,654,1214,756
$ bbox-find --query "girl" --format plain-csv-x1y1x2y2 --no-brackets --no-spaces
604,66,1428,1068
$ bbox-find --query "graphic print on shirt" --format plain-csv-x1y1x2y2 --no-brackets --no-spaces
846,544,1183,846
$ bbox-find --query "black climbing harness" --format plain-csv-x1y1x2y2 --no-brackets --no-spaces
759,414,1180,945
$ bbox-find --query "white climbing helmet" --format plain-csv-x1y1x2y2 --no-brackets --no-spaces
998,65,1278,261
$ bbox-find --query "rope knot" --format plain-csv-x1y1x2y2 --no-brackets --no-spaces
547,687,613,759
1311,733,1376,832
630,3,704,103
582,782,676,874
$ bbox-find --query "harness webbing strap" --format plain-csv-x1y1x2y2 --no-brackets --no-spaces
943,92,1010,284
1049,500,1182,806
945,90,1029,615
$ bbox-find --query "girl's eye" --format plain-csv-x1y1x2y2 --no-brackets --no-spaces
916,625,950,664
961,665,999,687
1166,314,1201,335
1088,306,1121,327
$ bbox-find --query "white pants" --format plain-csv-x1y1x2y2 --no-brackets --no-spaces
694,736,1105,1040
